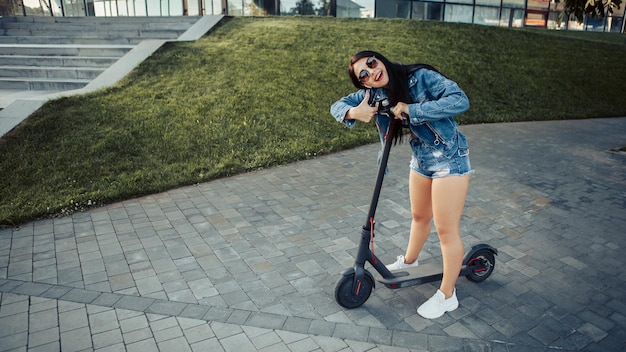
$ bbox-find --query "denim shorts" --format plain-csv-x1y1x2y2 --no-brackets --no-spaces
409,138,474,179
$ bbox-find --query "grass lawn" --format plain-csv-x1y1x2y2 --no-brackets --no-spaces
1,16,625,227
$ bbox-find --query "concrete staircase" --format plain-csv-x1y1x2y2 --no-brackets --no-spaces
0,15,223,138
0,16,201,91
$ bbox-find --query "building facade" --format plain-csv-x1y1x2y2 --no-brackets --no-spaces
5,0,626,32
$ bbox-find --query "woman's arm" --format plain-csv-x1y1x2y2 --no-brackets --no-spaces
330,90,377,127
394,70,469,124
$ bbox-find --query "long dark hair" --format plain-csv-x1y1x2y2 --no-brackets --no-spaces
348,50,439,144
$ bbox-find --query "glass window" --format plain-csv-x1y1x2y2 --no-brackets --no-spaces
49,0,64,15
117,0,130,15
94,0,115,16
547,11,567,29
499,7,510,26
449,0,473,5
501,7,524,27
474,6,500,26
527,0,549,10
169,0,184,14
244,0,267,15
132,0,148,15
207,0,223,15
412,1,443,21
57,0,85,16
585,16,606,31
337,0,367,17
551,1,565,11
608,16,624,33
228,0,243,15
502,0,523,9
525,10,547,27
444,4,473,23
146,0,162,15
354,0,375,18
22,0,47,15
476,0,500,6
567,15,584,30
283,0,318,14
187,0,200,15
376,0,410,18
280,0,297,14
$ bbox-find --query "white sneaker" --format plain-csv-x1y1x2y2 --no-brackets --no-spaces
417,289,458,319
385,255,418,271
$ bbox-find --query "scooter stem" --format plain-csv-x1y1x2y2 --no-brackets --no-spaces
353,120,400,280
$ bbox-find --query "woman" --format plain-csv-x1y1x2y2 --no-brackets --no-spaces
330,50,472,319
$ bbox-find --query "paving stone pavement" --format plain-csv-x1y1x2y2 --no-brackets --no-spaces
1,117,625,352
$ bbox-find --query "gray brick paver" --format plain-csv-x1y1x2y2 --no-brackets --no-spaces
119,314,149,334
190,337,225,352
153,325,184,343
29,308,59,333
92,328,124,349
61,288,101,304
1,118,625,351
183,323,216,344
89,309,120,334
29,341,62,352
60,326,93,352
219,332,257,352
125,337,159,352
250,330,282,350
59,307,89,333
122,327,154,345
27,326,59,348
0,331,28,351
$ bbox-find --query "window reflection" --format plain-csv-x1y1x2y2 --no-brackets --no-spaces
502,0,524,9
376,0,410,18
476,0,499,6
474,6,500,26
9,0,625,33
445,4,473,23
412,1,443,21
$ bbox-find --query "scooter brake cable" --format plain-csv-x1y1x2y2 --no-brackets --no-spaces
370,217,377,265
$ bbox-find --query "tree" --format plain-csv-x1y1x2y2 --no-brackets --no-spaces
289,0,316,15
0,0,20,16
555,0,623,23
316,0,331,16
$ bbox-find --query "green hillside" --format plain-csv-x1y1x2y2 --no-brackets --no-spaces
1,16,625,226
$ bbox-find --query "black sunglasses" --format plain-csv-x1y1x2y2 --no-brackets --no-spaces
358,57,378,83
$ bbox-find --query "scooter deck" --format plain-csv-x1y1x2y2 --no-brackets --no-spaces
376,263,444,289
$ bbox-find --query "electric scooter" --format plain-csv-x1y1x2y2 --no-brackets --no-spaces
334,100,497,309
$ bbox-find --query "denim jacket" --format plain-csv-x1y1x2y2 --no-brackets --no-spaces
330,68,470,159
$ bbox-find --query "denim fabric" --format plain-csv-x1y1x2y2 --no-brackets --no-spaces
409,136,473,178
330,68,470,160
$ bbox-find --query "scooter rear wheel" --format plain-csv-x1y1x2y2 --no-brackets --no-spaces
334,274,373,309
465,249,495,282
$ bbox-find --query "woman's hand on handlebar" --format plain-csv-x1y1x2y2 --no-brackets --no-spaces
392,102,409,120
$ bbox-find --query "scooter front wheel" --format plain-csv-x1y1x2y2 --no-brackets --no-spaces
334,273,373,308
465,249,495,282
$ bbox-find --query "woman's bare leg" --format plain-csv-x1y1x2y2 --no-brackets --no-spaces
404,171,434,264
431,174,470,298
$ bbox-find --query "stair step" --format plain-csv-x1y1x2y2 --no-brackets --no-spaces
2,17,200,31
0,55,119,68
0,44,133,57
0,35,138,45
0,66,105,80
1,29,184,40
0,16,204,93
0,77,90,90
6,15,200,23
